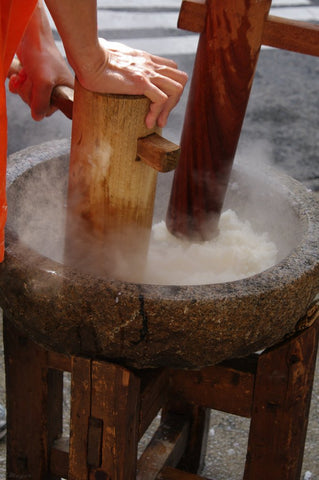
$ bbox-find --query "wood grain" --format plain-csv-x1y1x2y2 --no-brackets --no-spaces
263,15,319,57
178,0,207,33
137,413,190,480
244,320,319,479
65,80,159,273
177,0,319,59
167,0,272,239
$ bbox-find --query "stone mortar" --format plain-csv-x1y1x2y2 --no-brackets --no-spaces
0,139,318,369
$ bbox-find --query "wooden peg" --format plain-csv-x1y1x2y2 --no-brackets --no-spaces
263,15,319,57
178,0,207,33
137,133,180,173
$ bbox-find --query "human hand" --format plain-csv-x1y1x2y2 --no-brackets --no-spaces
8,46,73,121
73,39,188,129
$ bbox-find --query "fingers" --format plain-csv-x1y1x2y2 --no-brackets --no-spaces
8,66,74,121
149,53,178,69
9,71,50,120
145,58,187,128
144,68,188,128
31,82,55,120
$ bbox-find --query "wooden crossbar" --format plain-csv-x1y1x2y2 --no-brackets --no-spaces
178,0,319,57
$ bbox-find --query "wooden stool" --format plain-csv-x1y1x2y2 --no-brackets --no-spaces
4,309,319,480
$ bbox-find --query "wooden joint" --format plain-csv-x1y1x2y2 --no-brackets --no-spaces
176,7,319,55
136,133,180,172
47,350,72,372
178,0,207,33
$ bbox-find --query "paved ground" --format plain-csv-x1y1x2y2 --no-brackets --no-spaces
1,0,319,478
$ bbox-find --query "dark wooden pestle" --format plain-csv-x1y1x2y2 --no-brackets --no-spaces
166,0,272,241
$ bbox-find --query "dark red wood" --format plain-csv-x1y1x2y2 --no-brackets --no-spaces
89,361,141,480
177,0,207,33
244,319,319,480
168,361,255,418
69,356,92,480
4,314,318,480
167,0,272,240
137,413,190,479
162,392,211,473
157,466,213,480
263,15,319,57
4,318,63,480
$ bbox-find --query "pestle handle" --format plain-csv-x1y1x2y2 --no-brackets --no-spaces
51,85,74,119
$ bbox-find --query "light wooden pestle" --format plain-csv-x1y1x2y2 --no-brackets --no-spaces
63,80,179,278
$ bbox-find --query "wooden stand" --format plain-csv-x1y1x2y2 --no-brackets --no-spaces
4,311,318,480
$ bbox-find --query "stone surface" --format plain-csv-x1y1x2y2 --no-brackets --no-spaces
0,140,318,369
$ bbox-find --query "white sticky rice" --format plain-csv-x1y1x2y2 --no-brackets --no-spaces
142,209,278,285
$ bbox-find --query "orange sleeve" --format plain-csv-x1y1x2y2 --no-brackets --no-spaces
0,0,37,261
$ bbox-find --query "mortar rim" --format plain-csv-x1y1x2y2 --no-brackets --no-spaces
5,138,319,304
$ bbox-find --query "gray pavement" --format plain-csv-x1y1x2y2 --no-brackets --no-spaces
1,0,319,478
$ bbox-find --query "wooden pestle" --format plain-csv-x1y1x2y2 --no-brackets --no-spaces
7,59,179,275
166,0,272,241
64,79,179,277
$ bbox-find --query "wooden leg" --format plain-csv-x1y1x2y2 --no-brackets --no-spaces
4,317,63,480
90,361,141,480
244,320,319,480
69,356,92,480
69,357,141,480
162,387,211,474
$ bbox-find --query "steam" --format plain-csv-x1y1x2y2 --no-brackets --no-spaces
7,141,302,286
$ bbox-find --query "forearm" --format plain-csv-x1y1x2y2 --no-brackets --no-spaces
44,0,104,78
17,0,56,61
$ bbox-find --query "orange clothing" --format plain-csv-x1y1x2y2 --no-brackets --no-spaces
0,0,37,261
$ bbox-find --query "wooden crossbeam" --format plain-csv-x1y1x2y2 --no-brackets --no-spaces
168,361,256,418
157,466,214,480
137,414,190,480
263,15,319,57
178,1,319,57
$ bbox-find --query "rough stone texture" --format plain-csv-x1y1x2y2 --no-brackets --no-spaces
0,140,318,369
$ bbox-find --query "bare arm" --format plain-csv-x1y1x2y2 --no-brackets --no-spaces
8,0,73,121
44,0,188,128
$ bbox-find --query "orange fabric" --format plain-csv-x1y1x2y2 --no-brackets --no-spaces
0,0,37,261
